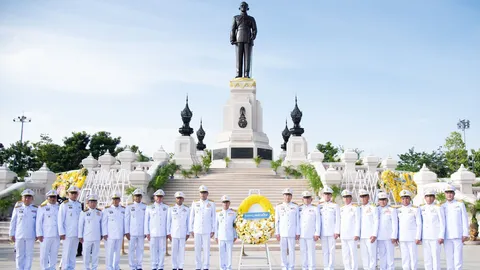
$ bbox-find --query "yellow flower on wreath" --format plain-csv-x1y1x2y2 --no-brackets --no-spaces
235,194,275,245
380,170,416,203
52,168,88,197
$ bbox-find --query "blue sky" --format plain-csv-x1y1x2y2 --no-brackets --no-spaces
1,0,479,161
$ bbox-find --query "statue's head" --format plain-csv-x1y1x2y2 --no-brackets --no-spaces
239,1,249,12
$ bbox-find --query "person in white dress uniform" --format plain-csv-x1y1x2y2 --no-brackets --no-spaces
299,191,321,270
102,192,125,270
318,186,340,270
9,189,37,270
397,189,422,270
124,188,147,270
420,189,445,270
358,189,379,270
442,185,469,270
275,188,300,270
340,189,360,270
58,185,82,270
376,191,398,270
78,194,103,270
145,189,169,270
189,185,216,270
167,191,190,270
214,195,237,270
36,189,60,270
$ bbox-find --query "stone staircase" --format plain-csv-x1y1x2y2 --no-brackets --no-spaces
0,221,10,242
162,168,310,207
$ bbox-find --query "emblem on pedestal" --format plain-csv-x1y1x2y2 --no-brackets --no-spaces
238,107,248,128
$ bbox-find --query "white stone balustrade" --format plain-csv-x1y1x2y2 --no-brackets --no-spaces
381,156,398,170
413,164,437,195
341,149,357,174
28,163,57,204
0,164,17,191
129,166,151,201
117,146,137,170
451,164,476,200
98,151,116,171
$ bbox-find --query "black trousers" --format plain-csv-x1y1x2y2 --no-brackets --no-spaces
236,42,252,77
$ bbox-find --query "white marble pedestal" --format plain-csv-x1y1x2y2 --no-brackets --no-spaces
172,136,199,169
282,136,308,166
211,78,273,168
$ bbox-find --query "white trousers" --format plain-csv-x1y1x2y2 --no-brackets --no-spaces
219,240,234,270
82,240,100,270
150,236,166,269
445,238,463,270
377,240,395,270
129,236,145,270
400,241,417,270
300,238,316,270
341,239,358,270
172,237,186,269
105,238,122,270
280,237,295,270
40,237,60,270
15,238,35,270
423,239,441,270
360,238,377,270
61,237,79,270
321,236,336,270
194,233,211,269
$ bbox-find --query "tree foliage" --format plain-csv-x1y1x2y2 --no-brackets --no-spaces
89,131,121,159
397,147,449,177
444,131,468,174
0,141,39,178
316,142,340,162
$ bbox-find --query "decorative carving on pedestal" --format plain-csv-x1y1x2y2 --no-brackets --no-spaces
238,107,248,128
281,119,291,151
196,119,206,151
179,95,194,136
289,96,304,136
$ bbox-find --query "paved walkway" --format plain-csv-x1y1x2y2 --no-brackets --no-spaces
1,242,480,269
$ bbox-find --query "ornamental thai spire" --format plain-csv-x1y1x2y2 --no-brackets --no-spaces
179,94,194,136
196,119,206,151
281,118,291,151
289,95,304,136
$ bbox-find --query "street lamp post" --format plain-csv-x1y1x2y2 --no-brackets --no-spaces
13,113,32,143
457,119,470,150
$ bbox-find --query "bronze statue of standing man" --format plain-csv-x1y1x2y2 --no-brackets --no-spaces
230,1,257,78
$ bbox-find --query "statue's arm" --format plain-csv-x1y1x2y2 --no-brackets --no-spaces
251,17,257,41
230,17,237,44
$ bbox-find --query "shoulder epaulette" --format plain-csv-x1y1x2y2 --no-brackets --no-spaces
229,208,237,212
291,202,298,205
127,202,133,205
216,209,222,212
412,205,418,208
318,202,324,204
311,203,317,207
121,205,125,208
40,202,48,207
209,200,214,202
14,201,23,208
277,202,283,205
63,200,69,204
32,205,38,208
298,203,304,207
391,205,401,209
105,205,111,209
84,208,89,212
96,208,101,211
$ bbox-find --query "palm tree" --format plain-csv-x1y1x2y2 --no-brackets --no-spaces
180,169,192,179
464,200,480,241
190,164,203,178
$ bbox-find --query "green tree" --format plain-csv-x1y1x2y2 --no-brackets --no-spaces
1,141,39,178
32,134,66,172
444,131,468,174
397,147,449,177
62,131,91,171
89,131,121,159
115,145,151,162
316,142,340,162
470,149,480,176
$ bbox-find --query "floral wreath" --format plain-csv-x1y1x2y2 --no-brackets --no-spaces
235,194,275,245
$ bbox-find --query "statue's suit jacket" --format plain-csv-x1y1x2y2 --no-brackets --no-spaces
231,14,257,45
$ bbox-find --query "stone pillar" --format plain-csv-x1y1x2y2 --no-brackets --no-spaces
0,164,17,191
172,136,199,169
117,146,137,171
413,164,437,196
98,152,116,171
81,154,98,173
323,165,342,188
363,155,379,173
129,166,151,202
153,146,170,163
29,163,57,205
381,156,398,170
451,164,476,199
282,136,308,167
341,149,357,174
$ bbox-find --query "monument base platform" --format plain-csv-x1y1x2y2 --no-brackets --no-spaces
282,136,308,167
172,136,199,169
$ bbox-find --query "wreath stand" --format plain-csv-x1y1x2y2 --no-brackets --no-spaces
237,241,272,270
